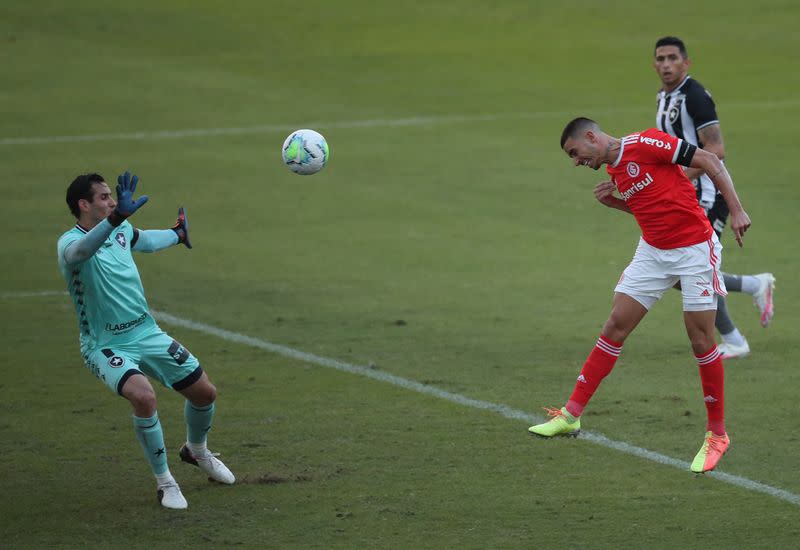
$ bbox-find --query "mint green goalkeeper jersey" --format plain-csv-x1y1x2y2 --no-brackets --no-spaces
57,221,156,350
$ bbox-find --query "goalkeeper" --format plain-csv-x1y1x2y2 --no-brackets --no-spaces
57,171,235,510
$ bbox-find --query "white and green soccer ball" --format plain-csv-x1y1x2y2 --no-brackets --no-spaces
281,129,329,175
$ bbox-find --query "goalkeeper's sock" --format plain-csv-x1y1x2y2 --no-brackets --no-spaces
133,412,169,475
565,334,623,417
185,401,214,453
155,471,177,486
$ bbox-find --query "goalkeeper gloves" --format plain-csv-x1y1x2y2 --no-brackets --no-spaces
171,207,192,249
109,171,149,226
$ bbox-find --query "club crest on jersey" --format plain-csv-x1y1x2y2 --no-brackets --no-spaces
668,95,685,123
115,232,127,248
108,356,125,368
668,106,680,123
626,162,640,177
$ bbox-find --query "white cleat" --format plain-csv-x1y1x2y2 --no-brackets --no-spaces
157,481,188,509
752,273,775,327
718,340,750,360
179,444,236,485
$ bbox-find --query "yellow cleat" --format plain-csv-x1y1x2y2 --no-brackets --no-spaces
690,431,730,473
528,407,581,438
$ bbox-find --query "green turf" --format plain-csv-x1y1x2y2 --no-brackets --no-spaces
2,0,800,547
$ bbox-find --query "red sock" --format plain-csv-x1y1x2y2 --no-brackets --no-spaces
565,335,623,417
696,345,725,436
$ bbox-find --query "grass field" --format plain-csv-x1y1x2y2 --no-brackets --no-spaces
2,1,800,548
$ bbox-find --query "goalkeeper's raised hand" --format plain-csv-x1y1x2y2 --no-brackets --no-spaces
108,171,149,226
171,207,192,249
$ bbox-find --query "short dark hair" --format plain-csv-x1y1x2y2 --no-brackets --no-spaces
560,117,599,149
654,36,688,58
66,173,105,218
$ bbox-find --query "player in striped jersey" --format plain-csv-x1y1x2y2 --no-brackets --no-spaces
654,36,775,359
529,118,751,473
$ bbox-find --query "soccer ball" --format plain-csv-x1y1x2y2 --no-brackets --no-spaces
281,129,329,175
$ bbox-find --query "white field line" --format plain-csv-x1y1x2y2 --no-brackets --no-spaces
6,289,800,507
151,309,800,507
1,290,70,298
3,99,799,146
0,111,598,146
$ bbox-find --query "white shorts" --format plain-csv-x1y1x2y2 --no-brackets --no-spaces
614,235,727,311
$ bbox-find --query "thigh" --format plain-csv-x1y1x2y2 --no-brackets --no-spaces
679,235,727,311
603,292,649,342
137,329,203,391
614,239,680,309
83,346,144,395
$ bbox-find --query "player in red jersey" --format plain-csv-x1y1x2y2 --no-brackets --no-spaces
528,117,751,473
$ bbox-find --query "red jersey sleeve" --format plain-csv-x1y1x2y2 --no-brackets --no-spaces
636,128,681,164
633,128,696,167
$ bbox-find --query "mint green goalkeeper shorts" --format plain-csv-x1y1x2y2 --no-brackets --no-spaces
82,328,202,395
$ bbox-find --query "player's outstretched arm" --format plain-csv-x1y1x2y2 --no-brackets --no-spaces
690,148,751,246
683,124,726,181
108,171,149,227
131,207,192,253
61,222,116,265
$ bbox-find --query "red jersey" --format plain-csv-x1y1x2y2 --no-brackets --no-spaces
606,128,713,249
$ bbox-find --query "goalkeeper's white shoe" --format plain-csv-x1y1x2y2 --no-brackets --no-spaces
179,444,236,485
157,481,188,510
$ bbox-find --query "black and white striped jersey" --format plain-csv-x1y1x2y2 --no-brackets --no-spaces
656,75,720,208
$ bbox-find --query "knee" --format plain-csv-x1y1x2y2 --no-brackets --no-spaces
689,334,716,356
204,382,218,405
602,316,631,343
127,385,157,416
686,321,717,356
192,381,217,407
